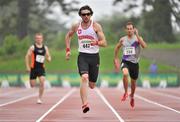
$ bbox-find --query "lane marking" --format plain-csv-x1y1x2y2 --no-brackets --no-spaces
38,120,121,122
1,119,179,122
0,120,37,122
0,88,52,107
95,88,124,122
36,88,76,122
126,120,179,122
0,93,38,107
0,120,122,122
0,89,31,97
135,94,180,114
139,88,180,101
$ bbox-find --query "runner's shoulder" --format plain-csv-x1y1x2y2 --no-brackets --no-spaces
93,21,101,28
30,45,35,50
93,21,102,32
44,45,47,49
72,22,80,31
119,36,126,43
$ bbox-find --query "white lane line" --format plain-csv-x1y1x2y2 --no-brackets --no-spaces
2,119,178,122
126,120,179,122
135,94,180,114
139,89,180,101
0,120,36,122
0,93,38,107
0,89,31,97
36,120,123,122
95,88,125,122
0,88,52,107
36,88,76,122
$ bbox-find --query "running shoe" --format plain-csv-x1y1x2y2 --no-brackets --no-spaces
82,103,90,113
121,93,128,101
37,98,43,104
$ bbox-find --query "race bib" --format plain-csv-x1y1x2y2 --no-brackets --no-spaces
123,47,135,55
36,55,45,63
81,39,91,49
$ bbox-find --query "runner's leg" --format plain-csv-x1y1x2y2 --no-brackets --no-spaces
38,76,45,100
122,68,129,94
80,73,89,105
130,79,136,98
89,82,95,89
30,80,36,88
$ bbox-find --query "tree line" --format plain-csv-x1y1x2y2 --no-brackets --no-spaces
0,0,179,47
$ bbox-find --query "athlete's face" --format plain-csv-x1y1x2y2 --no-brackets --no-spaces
35,35,43,45
80,10,91,23
126,24,134,36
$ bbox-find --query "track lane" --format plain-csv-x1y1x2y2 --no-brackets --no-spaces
0,88,72,121
42,88,121,122
147,88,180,97
137,88,180,111
0,87,29,97
100,88,180,122
1,87,180,122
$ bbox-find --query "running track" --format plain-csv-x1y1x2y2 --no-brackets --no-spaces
0,87,180,122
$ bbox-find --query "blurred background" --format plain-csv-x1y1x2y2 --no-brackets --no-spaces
0,0,180,88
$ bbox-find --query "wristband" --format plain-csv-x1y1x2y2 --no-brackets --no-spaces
66,48,70,52
95,41,99,45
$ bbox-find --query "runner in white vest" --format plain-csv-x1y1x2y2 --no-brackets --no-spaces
65,5,107,113
114,22,147,108
77,19,99,53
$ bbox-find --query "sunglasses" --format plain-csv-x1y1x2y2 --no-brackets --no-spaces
81,13,91,16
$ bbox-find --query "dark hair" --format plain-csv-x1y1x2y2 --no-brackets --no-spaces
78,5,93,16
126,21,134,28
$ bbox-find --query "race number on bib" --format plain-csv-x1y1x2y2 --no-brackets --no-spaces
36,55,45,63
123,47,135,55
81,39,91,49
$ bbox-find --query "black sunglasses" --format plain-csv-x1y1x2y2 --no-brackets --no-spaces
81,13,91,16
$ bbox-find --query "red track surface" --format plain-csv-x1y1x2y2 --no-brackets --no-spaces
0,87,180,122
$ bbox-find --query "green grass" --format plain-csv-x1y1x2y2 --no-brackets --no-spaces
46,48,79,72
0,57,25,72
139,58,175,73
0,43,179,73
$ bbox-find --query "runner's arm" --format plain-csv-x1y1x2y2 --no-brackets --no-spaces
45,46,51,62
25,46,34,72
114,38,123,59
114,38,123,72
65,23,77,60
134,28,147,48
93,23,107,47
65,24,77,51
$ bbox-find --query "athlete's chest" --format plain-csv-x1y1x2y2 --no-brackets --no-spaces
34,48,45,55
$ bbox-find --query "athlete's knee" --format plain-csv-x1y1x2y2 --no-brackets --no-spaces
131,78,137,83
81,74,89,82
122,68,129,76
123,73,128,80
39,81,44,88
30,84,35,88
89,82,95,89
30,80,35,88
39,77,45,87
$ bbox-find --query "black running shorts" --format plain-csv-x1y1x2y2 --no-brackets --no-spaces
77,52,100,82
121,60,139,80
30,68,45,80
